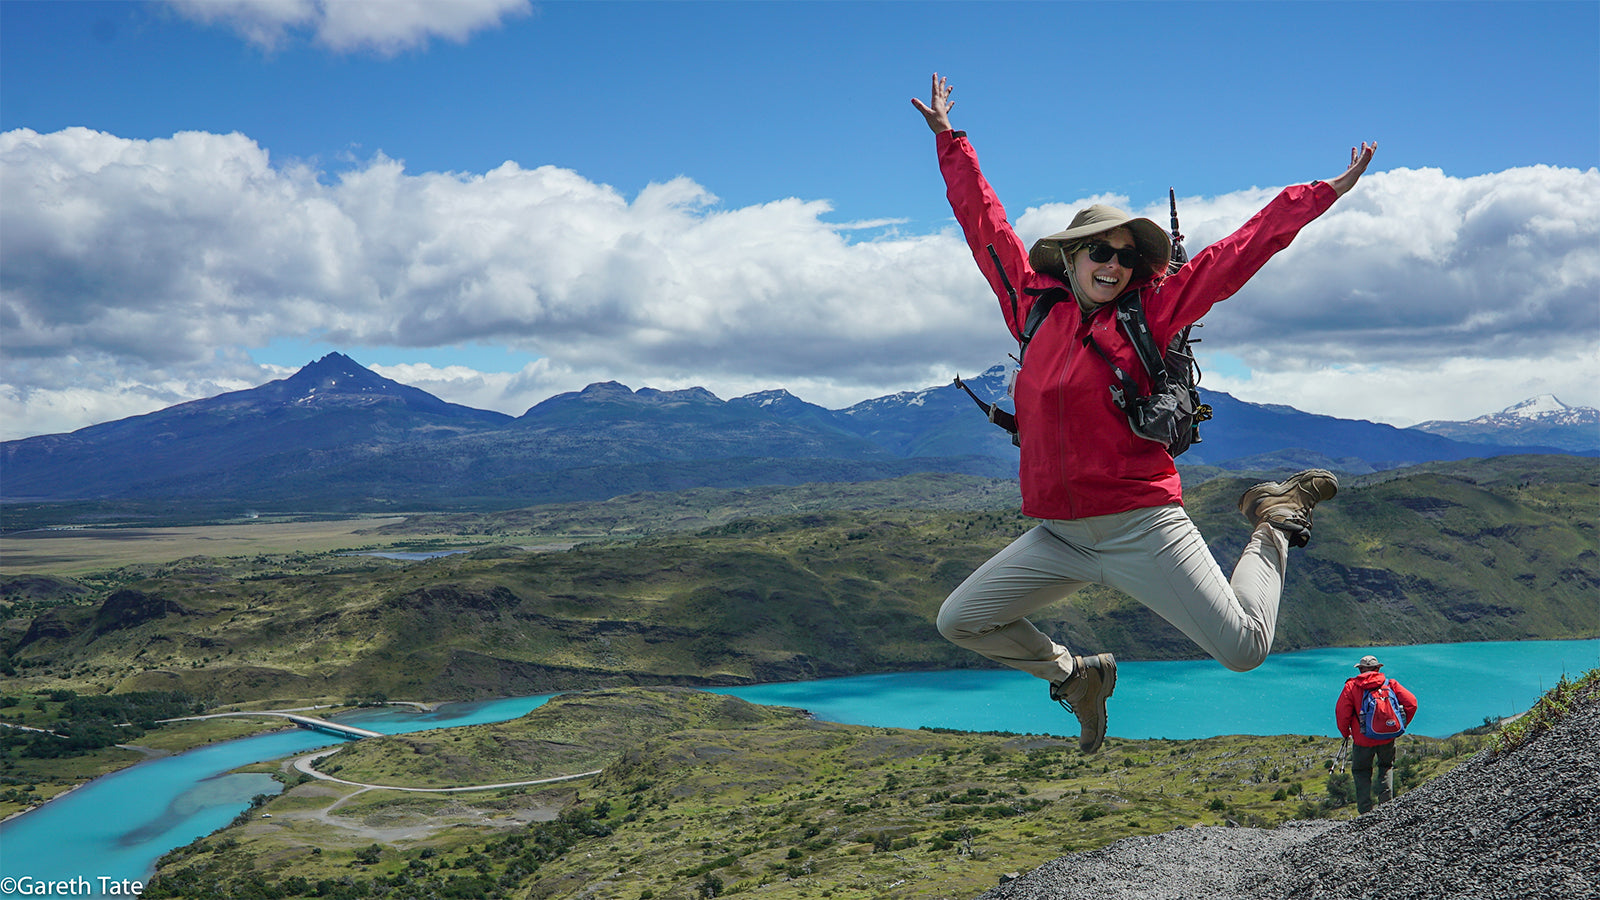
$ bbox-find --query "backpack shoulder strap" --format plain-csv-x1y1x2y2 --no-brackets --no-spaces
1111,291,1169,386
1018,286,1070,365
986,244,1023,344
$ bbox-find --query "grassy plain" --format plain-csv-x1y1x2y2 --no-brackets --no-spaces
0,472,1025,577
0,742,151,811
0,517,428,577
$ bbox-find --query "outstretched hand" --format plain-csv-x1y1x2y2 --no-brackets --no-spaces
911,72,954,134
1328,142,1377,197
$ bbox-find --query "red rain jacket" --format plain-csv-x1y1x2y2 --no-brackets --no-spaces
1336,671,1420,747
937,129,1338,520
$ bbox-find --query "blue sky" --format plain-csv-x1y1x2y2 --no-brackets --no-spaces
2,0,1597,440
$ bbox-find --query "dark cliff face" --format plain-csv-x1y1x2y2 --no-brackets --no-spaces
17,606,85,648
18,588,193,650
91,589,191,637
382,584,522,613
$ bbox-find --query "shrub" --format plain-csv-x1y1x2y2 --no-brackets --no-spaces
1324,773,1353,807
1493,669,1599,755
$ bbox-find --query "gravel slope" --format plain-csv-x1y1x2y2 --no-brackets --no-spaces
977,698,1599,900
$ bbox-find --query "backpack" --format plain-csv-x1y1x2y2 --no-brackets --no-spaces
1083,290,1211,457
954,246,1212,456
1359,681,1409,741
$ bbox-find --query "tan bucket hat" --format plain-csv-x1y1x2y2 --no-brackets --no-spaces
1028,204,1172,283
1355,655,1383,669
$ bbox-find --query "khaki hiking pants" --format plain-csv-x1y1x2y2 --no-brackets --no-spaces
936,503,1290,683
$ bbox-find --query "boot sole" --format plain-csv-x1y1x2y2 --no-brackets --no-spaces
1082,654,1116,754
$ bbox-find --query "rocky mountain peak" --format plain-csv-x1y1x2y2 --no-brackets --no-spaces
279,352,398,401
734,389,801,408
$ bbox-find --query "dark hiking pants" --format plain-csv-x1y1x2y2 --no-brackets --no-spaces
1352,741,1396,813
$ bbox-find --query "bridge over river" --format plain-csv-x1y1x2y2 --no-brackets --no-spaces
162,709,384,740
280,714,382,739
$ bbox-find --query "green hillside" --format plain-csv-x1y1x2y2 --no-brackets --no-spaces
141,686,1487,900
2,457,1595,707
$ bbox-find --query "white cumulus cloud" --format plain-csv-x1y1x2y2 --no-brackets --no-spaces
165,0,531,55
1,125,1596,440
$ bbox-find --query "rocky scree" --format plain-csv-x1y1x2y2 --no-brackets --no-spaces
977,695,1599,900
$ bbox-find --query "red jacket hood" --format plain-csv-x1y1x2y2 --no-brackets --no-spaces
1354,671,1387,690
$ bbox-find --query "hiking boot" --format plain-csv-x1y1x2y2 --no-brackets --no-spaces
1050,653,1117,753
1238,469,1339,549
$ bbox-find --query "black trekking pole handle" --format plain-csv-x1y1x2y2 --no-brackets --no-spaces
1168,188,1188,270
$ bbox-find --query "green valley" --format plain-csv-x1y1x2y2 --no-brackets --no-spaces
4,458,1594,708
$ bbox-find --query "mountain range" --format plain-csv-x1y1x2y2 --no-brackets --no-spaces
2,353,1594,512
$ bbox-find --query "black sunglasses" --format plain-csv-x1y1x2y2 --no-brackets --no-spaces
1081,241,1141,269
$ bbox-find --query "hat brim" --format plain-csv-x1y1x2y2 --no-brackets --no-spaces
1029,214,1172,283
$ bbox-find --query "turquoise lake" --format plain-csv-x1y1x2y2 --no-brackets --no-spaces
1,639,1594,894
710,639,1600,739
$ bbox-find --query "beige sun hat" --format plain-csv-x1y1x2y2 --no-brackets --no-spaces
1355,655,1383,669
1028,204,1172,283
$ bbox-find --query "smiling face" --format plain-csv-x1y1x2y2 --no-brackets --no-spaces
1069,226,1138,307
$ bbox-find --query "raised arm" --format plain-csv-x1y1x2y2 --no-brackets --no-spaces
921,75,1035,342
911,72,955,134
1327,142,1377,197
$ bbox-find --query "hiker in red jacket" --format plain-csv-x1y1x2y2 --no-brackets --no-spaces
913,72,1376,753
1336,654,1420,812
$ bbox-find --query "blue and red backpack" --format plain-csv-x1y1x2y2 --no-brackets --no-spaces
1360,680,1409,741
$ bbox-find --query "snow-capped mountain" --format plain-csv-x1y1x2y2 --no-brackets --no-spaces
1411,395,1600,452
1494,395,1592,422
